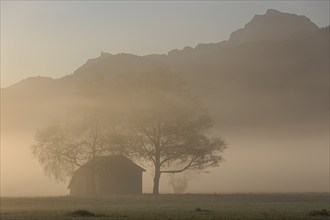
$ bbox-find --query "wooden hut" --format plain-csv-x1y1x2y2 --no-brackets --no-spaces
68,155,145,196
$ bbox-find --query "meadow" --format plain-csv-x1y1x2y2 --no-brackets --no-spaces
1,193,329,220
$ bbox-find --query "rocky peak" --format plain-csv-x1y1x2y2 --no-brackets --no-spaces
229,9,319,45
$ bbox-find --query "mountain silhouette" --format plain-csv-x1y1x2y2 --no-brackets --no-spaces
228,9,319,45
2,9,329,136
147,9,321,62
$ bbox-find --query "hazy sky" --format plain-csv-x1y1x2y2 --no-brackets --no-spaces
1,1,329,87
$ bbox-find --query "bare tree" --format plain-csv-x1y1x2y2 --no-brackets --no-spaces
111,70,227,194
31,113,125,195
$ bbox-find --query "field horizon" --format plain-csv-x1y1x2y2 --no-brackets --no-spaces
1,192,330,198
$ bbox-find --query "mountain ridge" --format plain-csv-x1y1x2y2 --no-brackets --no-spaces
2,9,328,134
228,9,319,45
4,9,323,89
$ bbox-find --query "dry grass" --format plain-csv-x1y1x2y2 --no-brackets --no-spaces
1,193,329,220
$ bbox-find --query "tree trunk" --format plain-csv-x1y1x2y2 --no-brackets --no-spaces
153,149,161,195
153,144,161,195
153,167,161,195
91,152,97,197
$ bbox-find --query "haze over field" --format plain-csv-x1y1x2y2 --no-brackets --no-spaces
1,1,329,196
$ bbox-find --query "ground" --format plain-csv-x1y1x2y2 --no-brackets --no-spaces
0,193,329,220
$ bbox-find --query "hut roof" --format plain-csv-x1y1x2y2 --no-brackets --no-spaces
68,155,145,188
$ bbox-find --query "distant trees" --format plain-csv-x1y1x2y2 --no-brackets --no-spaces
32,70,226,195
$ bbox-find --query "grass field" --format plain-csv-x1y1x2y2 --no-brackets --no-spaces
1,193,329,220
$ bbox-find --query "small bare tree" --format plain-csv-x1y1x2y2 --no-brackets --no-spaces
168,172,194,194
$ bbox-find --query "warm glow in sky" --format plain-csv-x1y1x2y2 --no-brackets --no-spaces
1,1,329,87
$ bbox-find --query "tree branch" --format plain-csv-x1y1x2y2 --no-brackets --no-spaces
50,147,83,167
160,157,196,174
139,141,155,165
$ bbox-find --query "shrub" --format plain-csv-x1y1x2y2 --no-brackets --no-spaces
309,209,330,217
69,209,96,217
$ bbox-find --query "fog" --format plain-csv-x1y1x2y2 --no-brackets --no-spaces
1,7,329,197
1,115,328,196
